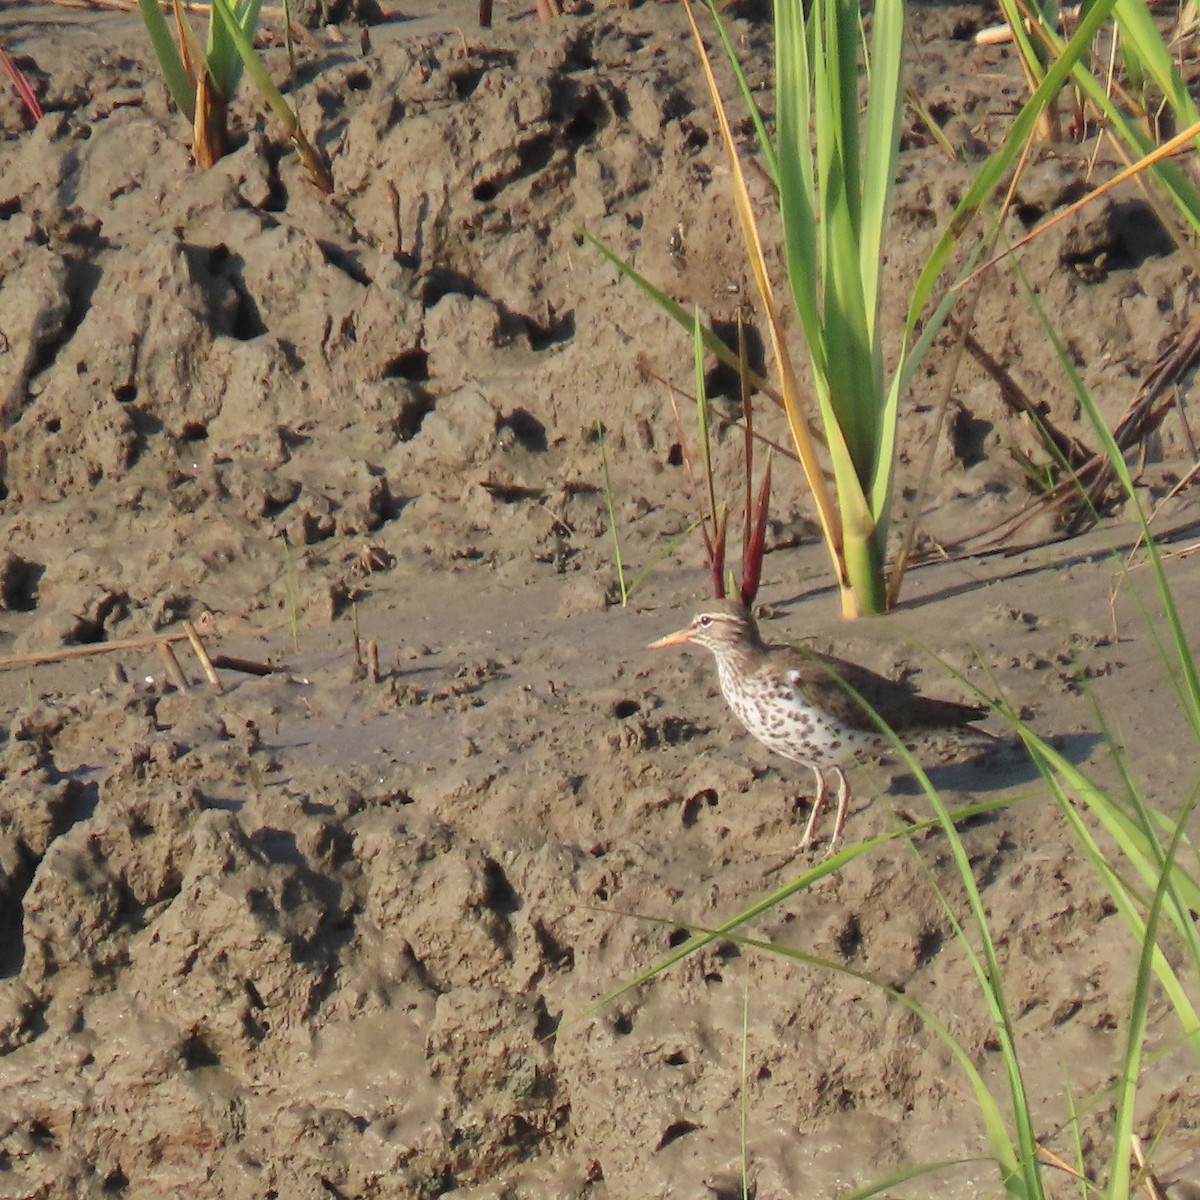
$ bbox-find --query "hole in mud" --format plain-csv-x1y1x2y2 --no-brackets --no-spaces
664,1051,688,1066
451,66,485,98
0,197,20,220
113,383,136,403
230,291,267,340
181,1033,220,1069
680,121,709,152
949,405,991,467
1051,998,1082,1025
127,813,154,839
474,134,556,203
667,927,689,948
516,133,554,175
483,858,520,916
524,308,575,350
612,1012,633,1035
345,68,370,92
499,408,547,451
242,1010,268,1041
180,422,208,443
1053,177,1092,209
317,240,371,286
563,90,608,146
383,348,429,382
534,922,574,971
69,617,109,646
29,1120,56,1148
656,1120,700,1150
1,555,44,611
202,244,268,340
705,319,767,401
45,416,61,433
1107,199,1175,266
420,269,480,307
1015,202,1044,229
915,928,943,965
562,34,596,71
666,443,683,467
612,699,640,719
836,914,863,958
102,1166,129,1192
534,1002,561,1042
662,717,704,745
682,788,717,827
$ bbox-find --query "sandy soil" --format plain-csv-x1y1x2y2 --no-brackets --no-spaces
1,1,1199,1196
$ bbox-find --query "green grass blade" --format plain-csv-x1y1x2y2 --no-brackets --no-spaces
576,228,780,403
703,0,779,188
859,0,904,328
209,0,290,126
1105,805,1190,1196
137,0,196,120
208,0,264,99
904,0,1118,339
624,521,702,599
774,0,823,379
689,927,1025,1192
1112,0,1199,124
579,791,1028,1019
788,656,1044,1197
1015,257,1200,734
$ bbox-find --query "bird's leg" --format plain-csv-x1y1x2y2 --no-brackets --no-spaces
824,766,850,857
798,765,827,850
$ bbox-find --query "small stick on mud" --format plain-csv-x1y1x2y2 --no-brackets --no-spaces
351,604,364,672
479,0,493,27
367,639,380,684
0,628,203,670
184,622,223,693
209,654,281,678
385,179,403,259
157,641,191,691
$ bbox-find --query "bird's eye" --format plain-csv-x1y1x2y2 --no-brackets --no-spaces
698,615,713,627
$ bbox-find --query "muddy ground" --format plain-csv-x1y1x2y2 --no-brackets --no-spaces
1,0,1199,1196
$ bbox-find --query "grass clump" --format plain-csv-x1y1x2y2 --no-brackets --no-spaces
137,0,332,191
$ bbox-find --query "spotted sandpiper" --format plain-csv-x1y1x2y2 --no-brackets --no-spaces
649,600,987,852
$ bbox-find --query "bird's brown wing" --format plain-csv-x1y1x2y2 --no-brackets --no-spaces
785,645,986,733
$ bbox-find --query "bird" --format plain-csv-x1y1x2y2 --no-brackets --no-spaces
648,599,988,853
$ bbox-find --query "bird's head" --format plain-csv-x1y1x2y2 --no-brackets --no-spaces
648,601,759,655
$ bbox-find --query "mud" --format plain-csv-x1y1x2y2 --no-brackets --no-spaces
1,1,1199,1196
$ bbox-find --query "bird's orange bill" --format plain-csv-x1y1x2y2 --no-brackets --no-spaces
648,628,694,649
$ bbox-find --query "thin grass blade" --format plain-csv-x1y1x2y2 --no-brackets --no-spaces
702,0,779,188
138,0,197,120
577,228,780,404
683,0,849,601
905,0,1118,339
